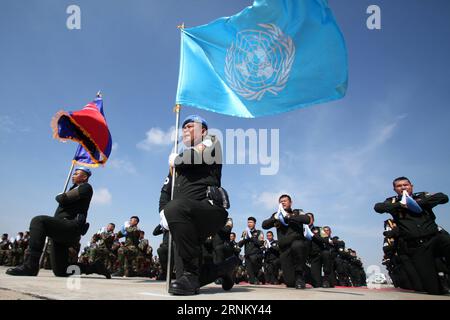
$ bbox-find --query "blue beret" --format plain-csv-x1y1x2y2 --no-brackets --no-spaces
75,167,92,177
182,115,208,129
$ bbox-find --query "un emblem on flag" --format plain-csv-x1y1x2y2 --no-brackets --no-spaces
225,24,295,101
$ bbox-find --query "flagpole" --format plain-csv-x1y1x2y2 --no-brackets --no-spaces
166,104,181,292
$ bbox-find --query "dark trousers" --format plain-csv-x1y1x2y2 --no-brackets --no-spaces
406,233,450,294
164,198,227,276
29,215,81,277
279,239,307,287
310,250,333,287
335,257,350,286
245,253,262,283
264,258,280,284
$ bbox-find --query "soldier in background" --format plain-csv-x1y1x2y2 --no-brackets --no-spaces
229,232,241,258
22,231,30,264
262,195,311,289
310,226,334,288
348,249,366,286
153,225,174,281
263,231,280,285
10,232,25,266
89,223,116,270
0,234,12,266
112,216,141,277
137,230,153,277
239,217,265,285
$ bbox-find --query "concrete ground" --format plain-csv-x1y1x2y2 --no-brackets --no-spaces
1,266,449,300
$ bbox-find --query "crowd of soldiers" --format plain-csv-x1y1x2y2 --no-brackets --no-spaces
0,232,30,267
2,212,366,289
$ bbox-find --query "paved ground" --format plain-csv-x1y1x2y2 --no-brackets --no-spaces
1,266,449,300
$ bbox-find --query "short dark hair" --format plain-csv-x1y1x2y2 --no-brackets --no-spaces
109,223,115,228
140,230,145,235
279,194,292,202
18,232,23,236
247,216,256,223
266,231,273,235
130,216,140,223
392,176,411,187
230,232,236,237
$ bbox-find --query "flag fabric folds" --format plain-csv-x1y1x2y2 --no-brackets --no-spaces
176,0,348,118
51,95,112,167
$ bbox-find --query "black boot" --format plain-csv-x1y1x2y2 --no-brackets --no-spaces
92,260,111,279
295,272,306,289
216,256,240,291
169,272,200,295
169,258,200,296
6,251,40,276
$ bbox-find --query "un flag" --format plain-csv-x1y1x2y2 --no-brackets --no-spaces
176,0,348,118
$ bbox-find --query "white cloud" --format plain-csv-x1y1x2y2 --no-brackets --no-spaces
108,158,137,174
253,190,290,210
137,126,176,150
92,188,112,205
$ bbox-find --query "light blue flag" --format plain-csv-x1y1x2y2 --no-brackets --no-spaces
176,0,348,118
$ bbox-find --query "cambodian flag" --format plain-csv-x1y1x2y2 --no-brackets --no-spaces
51,93,112,167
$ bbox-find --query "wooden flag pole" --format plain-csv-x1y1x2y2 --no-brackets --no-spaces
166,104,181,292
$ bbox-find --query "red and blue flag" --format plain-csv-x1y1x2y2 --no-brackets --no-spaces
51,94,112,167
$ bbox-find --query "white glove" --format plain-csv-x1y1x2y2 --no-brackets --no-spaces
245,227,252,238
278,203,288,217
168,153,179,167
400,190,408,206
160,210,169,230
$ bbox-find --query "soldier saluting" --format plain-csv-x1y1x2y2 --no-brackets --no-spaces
374,176,450,295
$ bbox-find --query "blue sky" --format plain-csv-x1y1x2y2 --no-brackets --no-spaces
1,0,450,272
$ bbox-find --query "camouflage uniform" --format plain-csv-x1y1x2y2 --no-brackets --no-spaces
136,238,153,276
115,226,140,276
10,236,27,266
89,230,115,269
0,237,12,266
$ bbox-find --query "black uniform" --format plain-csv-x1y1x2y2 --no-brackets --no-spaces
374,191,450,294
213,224,233,265
6,181,111,278
262,210,310,288
309,227,334,288
238,228,264,284
27,183,92,276
263,239,280,284
159,136,232,292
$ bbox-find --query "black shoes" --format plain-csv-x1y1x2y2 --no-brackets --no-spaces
6,252,40,276
6,264,39,276
216,256,239,291
93,260,111,279
295,276,306,289
169,272,200,296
